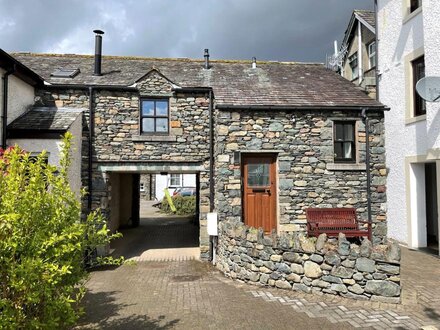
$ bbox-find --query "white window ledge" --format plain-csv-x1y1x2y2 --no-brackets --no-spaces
326,163,366,171
405,114,426,125
403,7,422,24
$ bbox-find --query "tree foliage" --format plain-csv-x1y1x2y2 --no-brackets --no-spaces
0,133,120,329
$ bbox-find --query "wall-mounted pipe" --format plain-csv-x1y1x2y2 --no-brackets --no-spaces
362,108,373,242
93,30,104,76
87,87,94,211
374,0,380,101
204,49,210,70
1,65,16,149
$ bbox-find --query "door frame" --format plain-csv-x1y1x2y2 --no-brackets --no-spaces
241,152,278,233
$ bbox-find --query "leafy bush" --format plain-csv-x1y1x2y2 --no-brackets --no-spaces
0,133,120,329
161,195,196,215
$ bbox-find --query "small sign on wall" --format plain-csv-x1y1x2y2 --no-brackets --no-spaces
207,212,218,236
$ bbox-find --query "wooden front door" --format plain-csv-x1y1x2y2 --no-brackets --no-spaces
242,154,277,233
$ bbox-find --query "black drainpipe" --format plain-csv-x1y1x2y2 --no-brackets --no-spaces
362,108,373,242
374,0,380,101
208,89,216,261
1,65,16,149
87,87,94,211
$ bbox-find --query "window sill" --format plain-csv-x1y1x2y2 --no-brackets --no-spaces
326,163,366,171
132,135,177,142
405,114,426,125
403,7,422,24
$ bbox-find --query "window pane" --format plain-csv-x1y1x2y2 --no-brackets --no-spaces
170,174,181,186
142,101,154,116
343,142,353,159
156,118,168,132
156,101,168,116
247,163,270,186
334,142,343,159
142,118,154,132
344,124,354,141
335,124,344,141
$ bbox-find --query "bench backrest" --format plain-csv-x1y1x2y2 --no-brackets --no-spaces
306,208,357,229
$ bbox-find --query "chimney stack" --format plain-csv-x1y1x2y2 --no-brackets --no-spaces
252,57,257,69
93,29,104,76
204,49,210,69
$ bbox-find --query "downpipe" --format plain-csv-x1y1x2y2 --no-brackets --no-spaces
362,108,373,242
1,65,16,149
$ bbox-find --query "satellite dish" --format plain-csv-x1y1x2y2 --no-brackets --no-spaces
416,76,440,102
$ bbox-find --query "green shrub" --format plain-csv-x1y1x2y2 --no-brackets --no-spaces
0,133,120,329
161,195,196,215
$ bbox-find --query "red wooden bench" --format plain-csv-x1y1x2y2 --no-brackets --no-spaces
306,208,371,240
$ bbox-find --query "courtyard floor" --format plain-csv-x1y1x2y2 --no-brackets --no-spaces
76,206,440,329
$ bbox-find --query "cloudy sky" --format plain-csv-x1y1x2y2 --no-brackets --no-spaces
0,0,373,63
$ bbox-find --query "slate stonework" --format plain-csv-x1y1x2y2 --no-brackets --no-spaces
214,109,387,243
217,221,401,303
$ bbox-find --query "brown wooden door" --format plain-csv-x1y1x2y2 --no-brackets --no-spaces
242,154,277,233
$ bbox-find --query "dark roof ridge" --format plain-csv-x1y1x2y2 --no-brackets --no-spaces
10,51,323,66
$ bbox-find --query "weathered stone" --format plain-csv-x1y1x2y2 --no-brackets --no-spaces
286,273,301,283
315,233,327,251
320,263,333,271
277,263,292,274
348,284,365,295
275,280,292,289
302,277,312,286
371,245,387,260
304,261,323,279
259,273,270,284
338,234,350,256
283,252,302,263
341,259,355,268
300,236,316,253
259,266,272,274
270,255,282,262
249,272,260,282
331,284,348,293
269,122,283,132
349,244,360,258
342,292,369,301
365,280,400,297
355,257,376,273
311,279,330,288
321,275,342,284
385,242,401,262
270,272,281,280
331,266,354,279
247,228,258,242
343,279,355,285
290,264,305,275
263,261,276,270
324,251,341,266
353,272,364,281
310,254,324,264
360,239,372,257
376,264,400,275
293,284,311,293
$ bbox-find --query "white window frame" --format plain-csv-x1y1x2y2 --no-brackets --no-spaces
348,53,359,80
169,174,182,187
368,42,376,69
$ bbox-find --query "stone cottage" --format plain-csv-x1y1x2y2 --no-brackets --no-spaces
3,32,387,265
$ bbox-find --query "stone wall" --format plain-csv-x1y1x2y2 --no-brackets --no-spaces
215,109,387,243
36,72,213,259
217,220,401,303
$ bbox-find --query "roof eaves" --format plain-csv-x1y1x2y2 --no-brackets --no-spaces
0,49,45,86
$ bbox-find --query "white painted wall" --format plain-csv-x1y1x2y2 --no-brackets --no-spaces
0,68,35,146
8,113,83,197
155,173,196,200
378,0,440,246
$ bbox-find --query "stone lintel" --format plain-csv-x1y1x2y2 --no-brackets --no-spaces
98,162,204,173
132,135,177,142
326,163,367,171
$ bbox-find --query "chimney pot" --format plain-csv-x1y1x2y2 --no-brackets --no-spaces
93,30,104,76
204,49,210,69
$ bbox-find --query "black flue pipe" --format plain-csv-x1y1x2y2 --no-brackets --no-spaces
204,49,210,70
93,30,104,76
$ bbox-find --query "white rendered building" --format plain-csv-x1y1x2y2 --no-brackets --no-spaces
377,0,440,252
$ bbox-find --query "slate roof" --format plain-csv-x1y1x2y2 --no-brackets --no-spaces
10,52,384,109
8,107,83,132
355,10,375,29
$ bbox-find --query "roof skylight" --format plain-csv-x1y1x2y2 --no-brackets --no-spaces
50,68,80,78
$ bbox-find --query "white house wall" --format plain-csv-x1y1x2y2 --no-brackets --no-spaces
378,0,440,246
155,173,196,200
0,68,35,146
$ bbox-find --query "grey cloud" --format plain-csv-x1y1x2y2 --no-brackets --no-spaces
0,0,372,62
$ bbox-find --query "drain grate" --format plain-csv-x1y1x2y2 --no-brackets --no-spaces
170,275,202,282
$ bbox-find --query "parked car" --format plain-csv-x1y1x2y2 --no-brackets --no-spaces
172,187,196,197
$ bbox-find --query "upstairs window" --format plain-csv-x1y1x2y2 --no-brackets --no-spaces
368,42,376,69
410,0,422,13
141,99,169,134
349,53,359,80
413,56,426,117
334,121,356,163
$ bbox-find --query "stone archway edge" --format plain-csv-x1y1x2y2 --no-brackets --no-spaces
217,221,401,303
